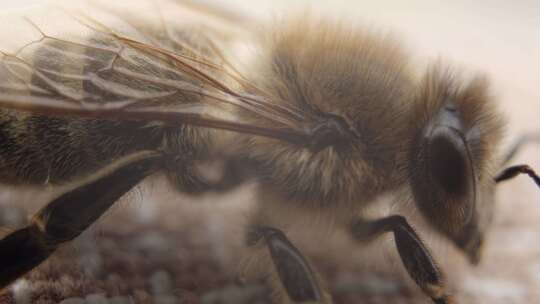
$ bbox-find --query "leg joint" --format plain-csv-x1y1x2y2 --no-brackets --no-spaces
245,226,284,247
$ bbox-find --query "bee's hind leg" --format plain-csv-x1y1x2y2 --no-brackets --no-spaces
0,150,162,289
350,216,455,304
246,226,324,303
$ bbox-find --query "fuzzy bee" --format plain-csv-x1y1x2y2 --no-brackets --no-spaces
0,1,538,303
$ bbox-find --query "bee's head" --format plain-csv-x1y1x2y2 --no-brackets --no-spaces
408,66,504,263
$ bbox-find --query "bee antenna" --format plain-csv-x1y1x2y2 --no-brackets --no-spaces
495,164,540,188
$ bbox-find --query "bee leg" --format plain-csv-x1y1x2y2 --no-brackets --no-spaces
247,226,323,303
501,132,540,164
495,164,540,188
350,216,455,304
0,150,161,289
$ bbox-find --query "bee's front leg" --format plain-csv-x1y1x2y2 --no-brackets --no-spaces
350,216,455,304
246,226,324,303
0,150,162,289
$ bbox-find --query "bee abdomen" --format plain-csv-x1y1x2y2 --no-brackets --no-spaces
0,111,171,185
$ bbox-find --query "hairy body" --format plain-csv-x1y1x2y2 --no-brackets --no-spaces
0,1,513,304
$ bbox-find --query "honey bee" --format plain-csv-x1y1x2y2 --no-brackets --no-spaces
0,1,538,303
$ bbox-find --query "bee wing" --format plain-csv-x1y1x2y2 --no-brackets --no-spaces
0,0,309,144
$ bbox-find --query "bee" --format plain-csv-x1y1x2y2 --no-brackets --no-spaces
0,1,538,303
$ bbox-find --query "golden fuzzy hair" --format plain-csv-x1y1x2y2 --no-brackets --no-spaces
241,16,418,207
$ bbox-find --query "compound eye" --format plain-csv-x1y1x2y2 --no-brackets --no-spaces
428,127,471,196
410,104,476,239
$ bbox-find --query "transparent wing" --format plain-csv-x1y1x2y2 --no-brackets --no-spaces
0,0,309,144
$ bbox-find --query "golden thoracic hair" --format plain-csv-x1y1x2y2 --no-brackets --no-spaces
241,16,418,207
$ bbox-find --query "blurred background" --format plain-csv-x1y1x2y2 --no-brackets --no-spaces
0,0,538,304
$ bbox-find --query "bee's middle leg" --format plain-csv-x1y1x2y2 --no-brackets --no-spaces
0,150,162,289
246,225,325,303
350,216,455,304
